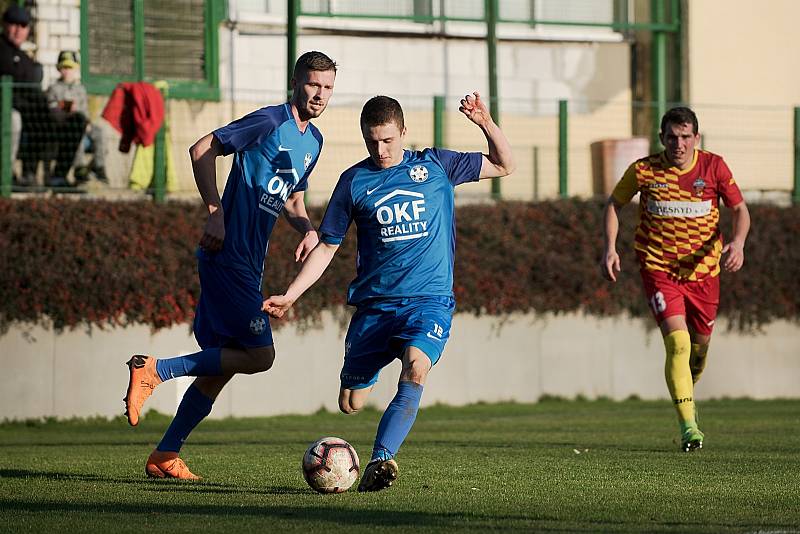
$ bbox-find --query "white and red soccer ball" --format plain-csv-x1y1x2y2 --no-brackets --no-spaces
302,436,360,494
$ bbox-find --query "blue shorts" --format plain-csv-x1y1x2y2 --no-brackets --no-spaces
340,296,455,390
193,258,274,350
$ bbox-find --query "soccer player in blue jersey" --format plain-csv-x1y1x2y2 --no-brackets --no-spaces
264,92,515,491
123,51,337,480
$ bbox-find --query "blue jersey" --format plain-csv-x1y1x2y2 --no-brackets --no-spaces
198,103,324,275
319,148,482,305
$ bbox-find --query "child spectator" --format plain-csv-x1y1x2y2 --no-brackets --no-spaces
46,50,106,186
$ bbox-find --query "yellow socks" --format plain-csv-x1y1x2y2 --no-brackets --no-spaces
663,330,696,429
690,342,709,384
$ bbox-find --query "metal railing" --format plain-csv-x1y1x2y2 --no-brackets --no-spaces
2,83,798,204
0,75,168,200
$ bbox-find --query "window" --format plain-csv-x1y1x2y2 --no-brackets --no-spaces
292,0,624,40
498,0,622,39
81,0,225,100
236,0,271,12
533,0,616,25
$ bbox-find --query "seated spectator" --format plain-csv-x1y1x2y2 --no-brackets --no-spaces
51,51,107,185
0,4,51,187
45,50,97,186
72,121,108,185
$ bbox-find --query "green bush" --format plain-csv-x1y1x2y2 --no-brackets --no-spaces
0,198,796,332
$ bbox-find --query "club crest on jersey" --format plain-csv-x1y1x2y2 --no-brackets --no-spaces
304,153,312,170
409,165,428,183
249,315,267,335
692,177,706,197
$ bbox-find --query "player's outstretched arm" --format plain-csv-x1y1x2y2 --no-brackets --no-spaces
263,241,339,318
190,133,226,252
458,91,515,179
601,197,624,282
721,200,750,272
284,190,319,262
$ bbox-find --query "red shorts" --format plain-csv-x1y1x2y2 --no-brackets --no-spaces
639,269,720,335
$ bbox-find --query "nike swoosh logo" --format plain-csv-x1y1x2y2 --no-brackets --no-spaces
366,187,378,195
426,332,442,341
278,145,292,151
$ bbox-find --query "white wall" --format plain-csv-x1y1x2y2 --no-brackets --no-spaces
2,313,797,421
31,0,81,89
223,31,630,107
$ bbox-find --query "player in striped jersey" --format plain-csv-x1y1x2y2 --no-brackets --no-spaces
601,107,750,452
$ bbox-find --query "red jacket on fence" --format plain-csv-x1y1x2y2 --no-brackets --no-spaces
101,82,164,153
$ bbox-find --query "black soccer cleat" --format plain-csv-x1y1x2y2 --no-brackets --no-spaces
681,428,704,453
357,459,398,492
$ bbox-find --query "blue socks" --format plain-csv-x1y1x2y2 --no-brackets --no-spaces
155,348,222,382
153,350,220,452
156,384,214,453
371,381,424,462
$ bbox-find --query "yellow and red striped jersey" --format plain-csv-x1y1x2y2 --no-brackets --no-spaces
611,149,743,281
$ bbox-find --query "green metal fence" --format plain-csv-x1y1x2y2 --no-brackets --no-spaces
1,82,798,204
287,0,683,200
0,77,168,199
1,76,12,198
57,0,701,203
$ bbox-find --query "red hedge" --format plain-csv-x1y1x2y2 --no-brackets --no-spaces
0,198,797,332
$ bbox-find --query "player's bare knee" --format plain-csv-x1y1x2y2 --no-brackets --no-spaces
401,359,430,384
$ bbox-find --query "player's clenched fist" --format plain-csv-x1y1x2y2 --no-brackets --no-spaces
263,295,294,318
199,209,225,252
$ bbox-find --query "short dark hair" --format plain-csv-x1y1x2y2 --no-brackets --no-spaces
293,51,337,78
360,96,405,131
660,106,699,134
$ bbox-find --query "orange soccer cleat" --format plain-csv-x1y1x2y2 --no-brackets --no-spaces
145,450,201,480
124,355,162,426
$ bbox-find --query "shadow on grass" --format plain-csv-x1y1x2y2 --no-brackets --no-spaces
0,470,778,531
0,494,756,532
0,494,601,531
0,468,307,495
0,473,524,529
0,468,216,487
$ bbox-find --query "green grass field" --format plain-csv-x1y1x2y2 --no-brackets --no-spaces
1,399,798,533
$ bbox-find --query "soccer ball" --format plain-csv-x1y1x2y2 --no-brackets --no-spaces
302,436,360,494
